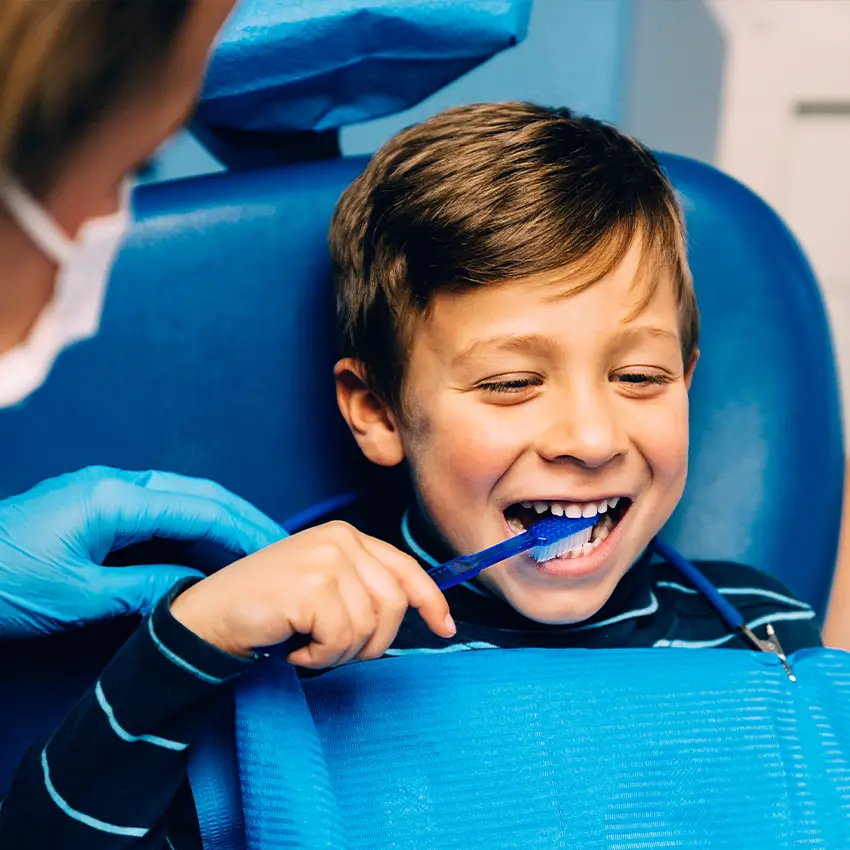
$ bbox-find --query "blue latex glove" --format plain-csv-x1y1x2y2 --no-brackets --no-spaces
0,466,286,639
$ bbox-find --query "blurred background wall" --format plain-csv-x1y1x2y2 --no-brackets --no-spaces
147,0,850,446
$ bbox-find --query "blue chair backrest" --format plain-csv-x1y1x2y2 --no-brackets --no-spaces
0,152,841,794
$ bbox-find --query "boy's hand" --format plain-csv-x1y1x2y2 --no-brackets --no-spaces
169,521,456,668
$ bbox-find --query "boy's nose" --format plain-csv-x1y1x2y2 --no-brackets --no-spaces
535,390,628,469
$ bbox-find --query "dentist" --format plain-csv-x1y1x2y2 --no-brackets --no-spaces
0,0,283,640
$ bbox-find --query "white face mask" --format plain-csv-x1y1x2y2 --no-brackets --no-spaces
0,176,132,407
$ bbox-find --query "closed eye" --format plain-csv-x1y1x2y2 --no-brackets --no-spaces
477,376,543,394
612,373,672,385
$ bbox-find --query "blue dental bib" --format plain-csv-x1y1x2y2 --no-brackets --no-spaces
190,646,850,849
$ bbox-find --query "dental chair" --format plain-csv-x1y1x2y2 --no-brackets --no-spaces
0,0,842,820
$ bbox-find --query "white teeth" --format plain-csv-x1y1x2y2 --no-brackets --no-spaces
513,496,625,540
507,516,525,534
569,536,604,558
528,503,623,561
590,514,614,543
516,498,623,515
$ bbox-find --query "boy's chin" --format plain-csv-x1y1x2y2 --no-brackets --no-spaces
478,572,618,626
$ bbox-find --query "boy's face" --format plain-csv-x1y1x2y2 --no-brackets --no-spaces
338,239,696,624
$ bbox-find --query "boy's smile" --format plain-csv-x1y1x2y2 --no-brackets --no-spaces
386,239,697,625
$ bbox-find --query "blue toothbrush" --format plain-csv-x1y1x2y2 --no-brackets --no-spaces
427,514,599,591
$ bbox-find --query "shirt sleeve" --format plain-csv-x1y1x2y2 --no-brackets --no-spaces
0,578,251,850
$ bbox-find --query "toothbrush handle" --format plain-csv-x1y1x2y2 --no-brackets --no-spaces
426,538,535,591
427,554,485,591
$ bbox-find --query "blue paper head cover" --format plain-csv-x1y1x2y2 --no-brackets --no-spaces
198,0,532,134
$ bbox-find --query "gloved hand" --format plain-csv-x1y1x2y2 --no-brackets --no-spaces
0,466,286,639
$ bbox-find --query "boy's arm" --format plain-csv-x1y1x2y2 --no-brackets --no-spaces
0,578,252,850
0,524,451,850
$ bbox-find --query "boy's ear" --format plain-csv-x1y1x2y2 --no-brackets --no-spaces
684,348,699,389
334,358,405,467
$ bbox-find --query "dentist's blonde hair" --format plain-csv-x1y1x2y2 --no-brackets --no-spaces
0,0,190,197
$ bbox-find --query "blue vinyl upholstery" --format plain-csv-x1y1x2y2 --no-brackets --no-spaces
0,152,841,793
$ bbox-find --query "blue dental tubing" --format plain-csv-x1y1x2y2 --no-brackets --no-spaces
654,540,796,681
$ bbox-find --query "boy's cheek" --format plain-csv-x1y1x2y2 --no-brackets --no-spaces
655,419,691,476
412,401,525,479
631,398,690,467
413,435,514,500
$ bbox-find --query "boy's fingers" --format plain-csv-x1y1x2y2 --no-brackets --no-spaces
350,553,410,660
334,571,379,665
359,535,455,639
287,588,353,669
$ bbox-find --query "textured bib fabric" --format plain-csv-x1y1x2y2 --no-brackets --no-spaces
190,647,850,849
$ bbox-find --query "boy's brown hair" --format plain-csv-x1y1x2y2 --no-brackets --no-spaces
330,101,699,414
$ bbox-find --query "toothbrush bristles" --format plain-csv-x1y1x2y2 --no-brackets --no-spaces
530,528,593,563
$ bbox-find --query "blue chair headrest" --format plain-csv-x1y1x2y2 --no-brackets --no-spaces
198,0,532,135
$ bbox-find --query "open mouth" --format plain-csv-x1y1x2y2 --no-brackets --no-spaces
503,497,632,560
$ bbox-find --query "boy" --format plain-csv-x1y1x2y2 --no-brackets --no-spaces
0,103,821,850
